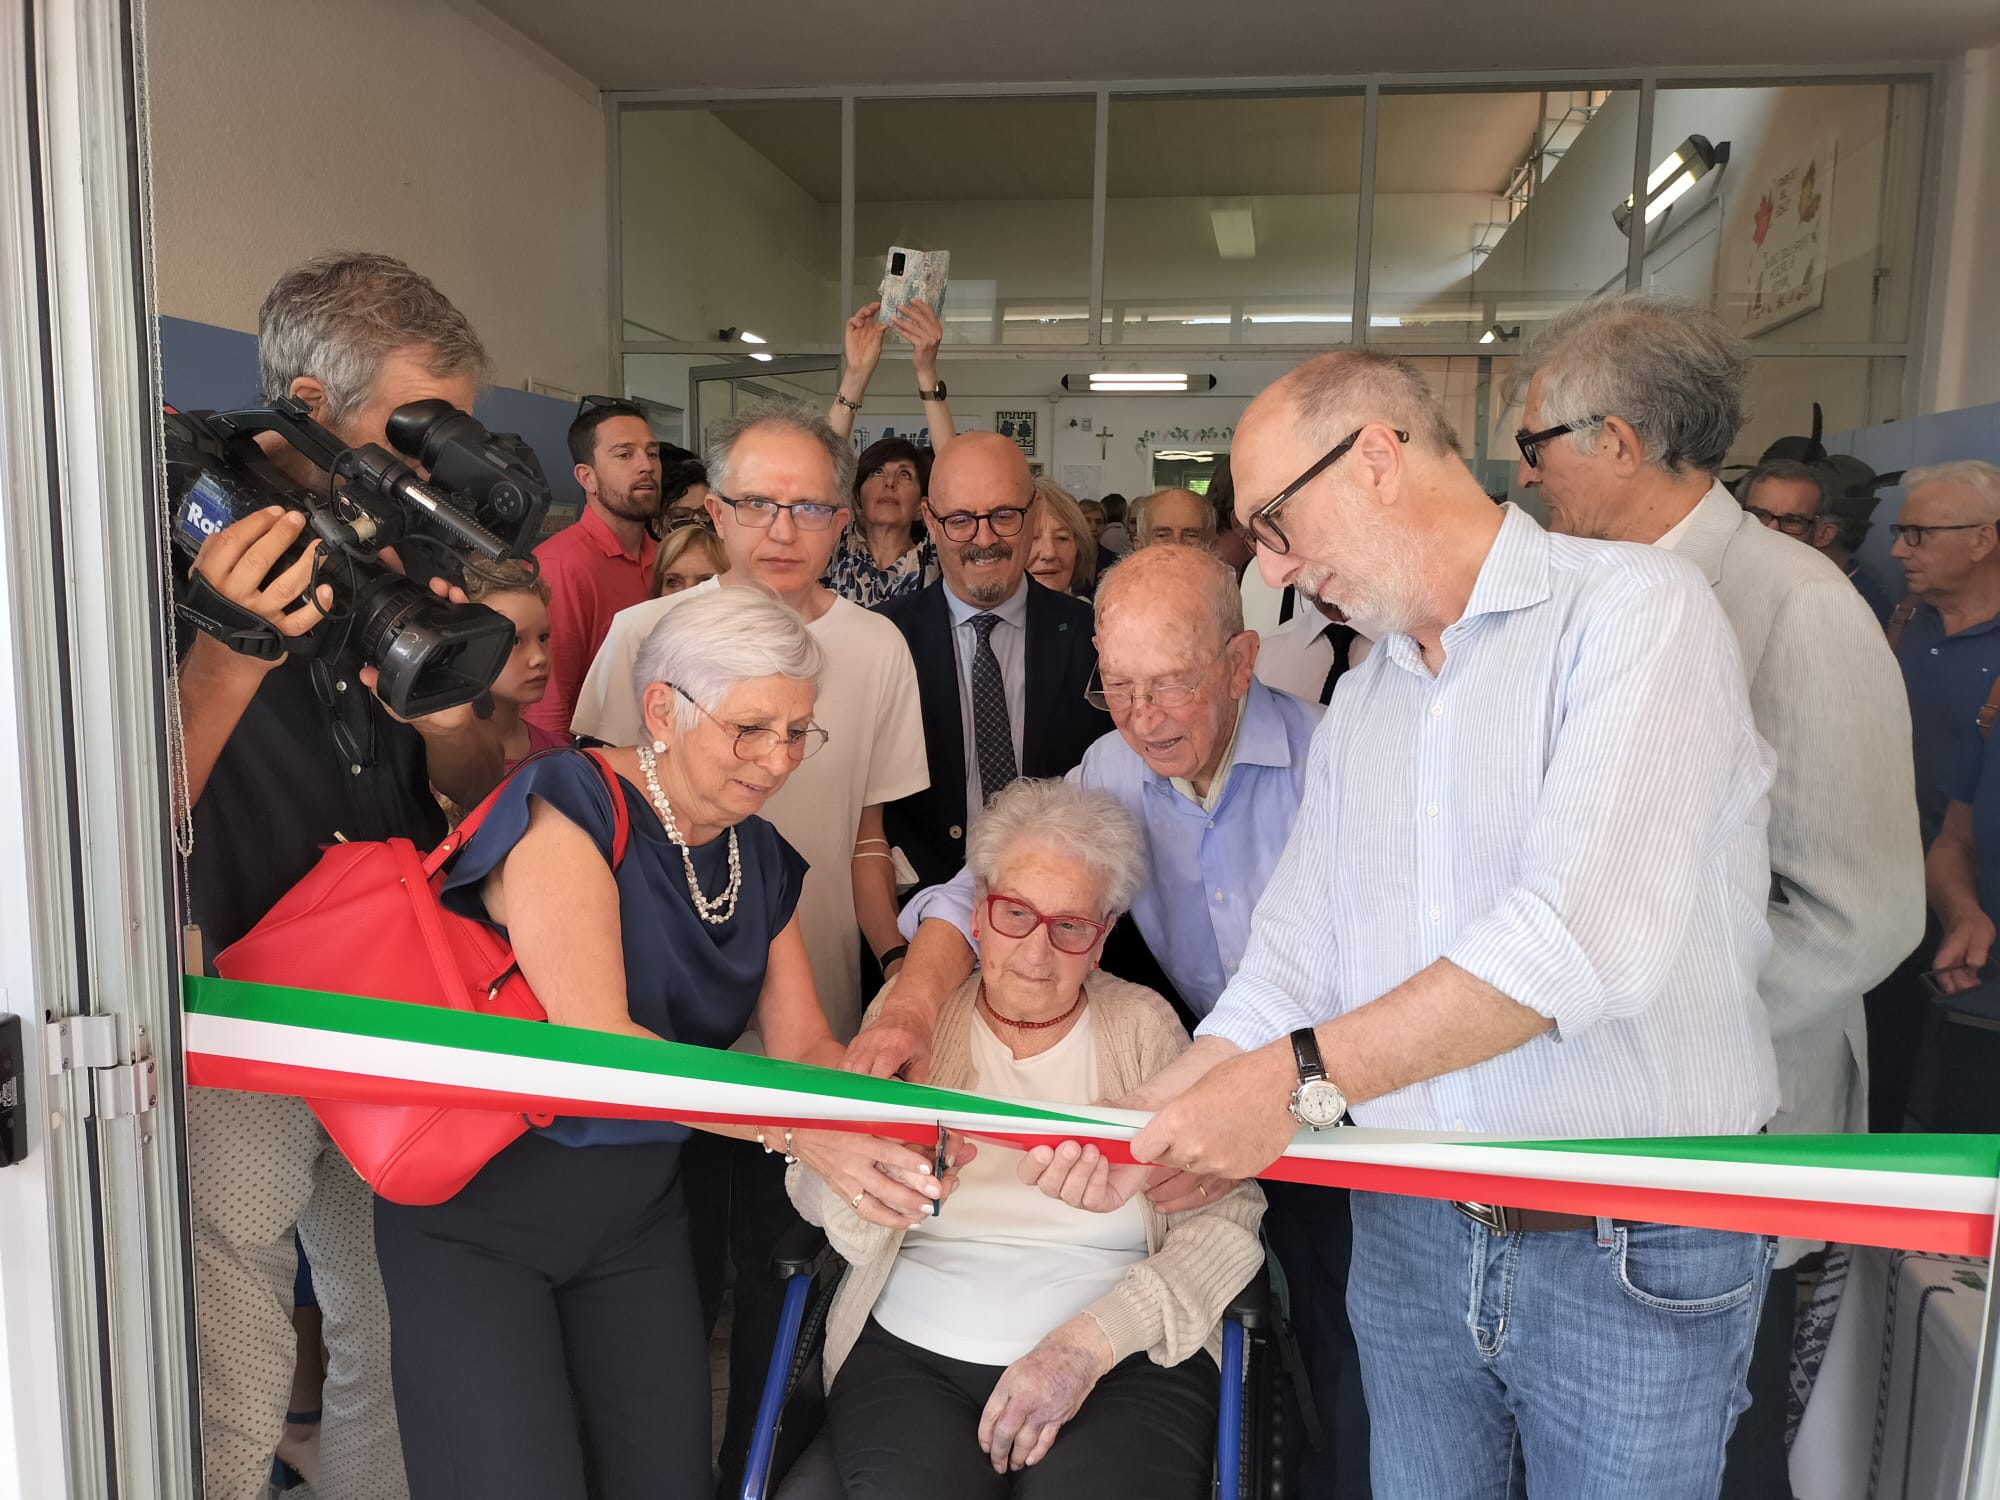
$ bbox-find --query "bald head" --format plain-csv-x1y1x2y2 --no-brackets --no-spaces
931,429,1034,510
1097,544,1243,650
926,429,1037,607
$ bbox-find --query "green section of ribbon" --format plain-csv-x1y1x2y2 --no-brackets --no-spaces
183,976,1108,1130
1480,1130,2000,1180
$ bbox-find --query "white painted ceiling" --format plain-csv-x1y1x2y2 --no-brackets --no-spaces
476,0,1998,92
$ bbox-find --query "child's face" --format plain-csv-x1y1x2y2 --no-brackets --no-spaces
485,591,552,707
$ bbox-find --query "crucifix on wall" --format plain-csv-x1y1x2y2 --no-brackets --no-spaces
1097,427,1115,461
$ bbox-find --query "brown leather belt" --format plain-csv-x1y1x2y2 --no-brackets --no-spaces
1454,1201,1612,1235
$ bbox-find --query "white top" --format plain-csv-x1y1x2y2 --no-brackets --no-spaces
1652,503,1700,552
1238,565,1285,636
1255,610,1343,704
944,576,1029,827
1199,504,1780,1138
870,1004,1149,1365
570,581,929,1039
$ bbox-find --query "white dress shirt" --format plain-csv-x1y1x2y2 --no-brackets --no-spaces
945,576,1029,826
1255,610,1345,704
1198,505,1781,1139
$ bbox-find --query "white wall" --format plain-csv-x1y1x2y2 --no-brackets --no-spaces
146,0,610,395
1928,44,2000,411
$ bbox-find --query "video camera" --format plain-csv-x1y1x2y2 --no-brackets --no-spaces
165,396,550,717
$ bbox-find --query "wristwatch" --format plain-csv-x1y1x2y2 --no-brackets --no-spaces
1287,1028,1348,1130
916,380,947,401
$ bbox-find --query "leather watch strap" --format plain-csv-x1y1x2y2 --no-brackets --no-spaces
1290,1027,1326,1084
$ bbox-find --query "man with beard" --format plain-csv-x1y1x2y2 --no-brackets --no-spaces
528,398,664,735
1021,348,1785,1500
876,430,1110,890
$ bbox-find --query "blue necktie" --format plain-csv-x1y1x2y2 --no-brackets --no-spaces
970,613,1017,805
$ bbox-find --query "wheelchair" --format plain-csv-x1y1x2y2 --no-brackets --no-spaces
738,1219,1286,1500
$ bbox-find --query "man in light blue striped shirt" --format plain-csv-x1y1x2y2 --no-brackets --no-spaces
1080,350,1780,1499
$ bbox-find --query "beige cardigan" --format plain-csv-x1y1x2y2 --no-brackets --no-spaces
787,973,1266,1382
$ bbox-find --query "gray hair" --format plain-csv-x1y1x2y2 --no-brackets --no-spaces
632,585,825,733
1518,291,1749,477
258,252,490,423
703,399,857,505
1283,348,1462,457
1904,460,2000,519
1095,544,1244,645
966,779,1147,917
1130,488,1218,547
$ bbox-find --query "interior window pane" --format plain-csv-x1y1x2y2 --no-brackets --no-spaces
853,97,1096,346
1104,93,1362,346
619,102,843,348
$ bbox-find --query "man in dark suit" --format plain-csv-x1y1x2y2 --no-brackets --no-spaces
876,431,1110,891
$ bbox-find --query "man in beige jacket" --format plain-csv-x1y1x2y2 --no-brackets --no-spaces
1517,292,1924,1499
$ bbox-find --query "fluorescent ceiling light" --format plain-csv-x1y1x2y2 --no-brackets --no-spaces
1091,371,1188,384
748,352,773,363
1209,202,1257,260
1094,380,1189,392
1615,135,1728,235
1245,313,1350,325
1479,328,1496,345
738,330,767,345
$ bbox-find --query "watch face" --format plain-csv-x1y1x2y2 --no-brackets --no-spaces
1291,1079,1347,1129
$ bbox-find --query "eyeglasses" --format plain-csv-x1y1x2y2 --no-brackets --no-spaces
984,893,1109,955
575,393,637,421
674,683,830,761
309,658,378,769
1741,505,1820,538
926,499,1032,543
1887,522,1990,547
711,491,843,531
1085,638,1240,714
1514,417,1603,469
1246,426,1408,556
1148,527,1212,547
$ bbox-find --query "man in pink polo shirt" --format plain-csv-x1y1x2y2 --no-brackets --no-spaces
528,398,663,735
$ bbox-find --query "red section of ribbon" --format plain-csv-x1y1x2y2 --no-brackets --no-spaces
188,1053,1992,1255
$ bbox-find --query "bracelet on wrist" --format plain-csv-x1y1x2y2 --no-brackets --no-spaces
835,392,863,413
877,944,909,970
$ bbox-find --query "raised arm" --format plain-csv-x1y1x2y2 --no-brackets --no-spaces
829,302,887,443
893,301,957,453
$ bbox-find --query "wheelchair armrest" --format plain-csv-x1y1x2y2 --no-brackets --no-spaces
1224,1264,1272,1332
772,1218,829,1279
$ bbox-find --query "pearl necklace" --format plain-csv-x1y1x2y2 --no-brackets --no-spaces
636,743,742,925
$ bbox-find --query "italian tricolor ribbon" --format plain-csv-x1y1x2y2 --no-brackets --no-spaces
182,977,2000,1256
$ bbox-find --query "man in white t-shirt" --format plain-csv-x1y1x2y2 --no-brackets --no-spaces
570,399,927,1494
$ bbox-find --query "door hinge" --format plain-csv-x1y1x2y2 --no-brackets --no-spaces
44,1014,156,1120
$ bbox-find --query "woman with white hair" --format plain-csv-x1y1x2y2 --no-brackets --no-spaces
371,586,948,1500
789,778,1266,1498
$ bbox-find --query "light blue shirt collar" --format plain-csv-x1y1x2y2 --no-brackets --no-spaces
943,574,1031,630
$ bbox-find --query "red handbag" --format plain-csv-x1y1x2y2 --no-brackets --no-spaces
213,749,630,1205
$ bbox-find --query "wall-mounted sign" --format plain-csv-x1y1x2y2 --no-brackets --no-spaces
1743,135,1835,338
996,410,1037,456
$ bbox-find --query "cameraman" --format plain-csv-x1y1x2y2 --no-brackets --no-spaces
179,251,504,1500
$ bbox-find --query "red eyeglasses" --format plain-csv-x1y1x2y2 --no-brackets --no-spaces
984,893,1109,955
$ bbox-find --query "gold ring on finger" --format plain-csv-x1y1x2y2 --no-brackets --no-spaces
851,1191,865,1209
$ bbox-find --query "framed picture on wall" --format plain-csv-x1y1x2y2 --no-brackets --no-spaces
996,410,1037,456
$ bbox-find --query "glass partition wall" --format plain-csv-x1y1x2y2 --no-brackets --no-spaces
610,72,1936,472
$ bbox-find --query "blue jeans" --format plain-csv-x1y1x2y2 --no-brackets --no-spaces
1347,1191,1773,1500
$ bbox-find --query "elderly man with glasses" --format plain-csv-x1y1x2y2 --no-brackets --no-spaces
848,541,1376,1499
1511,294,1923,1499
873,430,1111,894
570,398,929,1495
1012,344,1793,1499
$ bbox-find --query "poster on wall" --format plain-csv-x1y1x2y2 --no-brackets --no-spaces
1742,135,1836,338
849,414,985,453
995,411,1037,456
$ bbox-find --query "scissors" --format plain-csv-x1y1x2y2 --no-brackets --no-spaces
932,1123,950,1217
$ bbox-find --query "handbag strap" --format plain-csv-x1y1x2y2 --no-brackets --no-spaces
423,747,632,878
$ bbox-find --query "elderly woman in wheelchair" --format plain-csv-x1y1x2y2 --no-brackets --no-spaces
787,778,1266,1498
